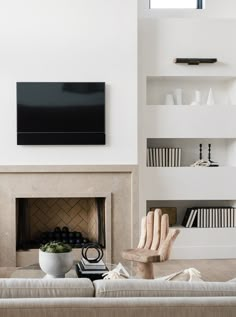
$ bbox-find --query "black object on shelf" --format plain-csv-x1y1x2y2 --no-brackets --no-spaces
174,58,217,65
75,263,107,281
199,144,202,160
208,143,219,167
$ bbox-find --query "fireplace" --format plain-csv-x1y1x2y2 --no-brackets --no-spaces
0,165,138,267
16,197,106,250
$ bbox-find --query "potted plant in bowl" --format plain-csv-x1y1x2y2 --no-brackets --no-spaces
39,241,73,278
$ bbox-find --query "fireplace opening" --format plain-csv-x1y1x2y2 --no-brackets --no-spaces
16,197,105,251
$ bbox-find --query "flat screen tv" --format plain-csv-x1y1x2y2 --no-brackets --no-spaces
17,82,105,145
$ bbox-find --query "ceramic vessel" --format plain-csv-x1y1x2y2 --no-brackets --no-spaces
39,249,73,278
191,90,201,105
206,88,215,105
174,88,183,105
165,94,175,105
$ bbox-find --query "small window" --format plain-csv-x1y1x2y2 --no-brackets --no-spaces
150,0,203,9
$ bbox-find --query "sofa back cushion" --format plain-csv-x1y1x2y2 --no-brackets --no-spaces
94,279,236,297
0,278,94,298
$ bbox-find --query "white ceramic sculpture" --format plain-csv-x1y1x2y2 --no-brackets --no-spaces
206,88,215,105
191,90,201,106
174,88,183,105
165,94,175,105
39,249,73,278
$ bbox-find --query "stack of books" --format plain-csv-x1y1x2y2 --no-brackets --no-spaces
147,147,181,167
76,258,108,281
182,207,236,228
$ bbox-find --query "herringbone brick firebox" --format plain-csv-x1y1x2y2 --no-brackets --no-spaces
16,197,105,250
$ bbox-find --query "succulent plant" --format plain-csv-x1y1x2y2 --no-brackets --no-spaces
40,241,72,253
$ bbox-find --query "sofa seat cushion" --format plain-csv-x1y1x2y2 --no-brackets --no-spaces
0,278,94,298
94,279,236,298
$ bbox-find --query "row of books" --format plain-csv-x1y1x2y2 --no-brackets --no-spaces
182,207,236,228
147,147,181,167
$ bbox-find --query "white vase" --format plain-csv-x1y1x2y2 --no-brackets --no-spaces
206,88,215,105
39,249,73,278
165,94,175,105
191,90,201,105
174,88,183,105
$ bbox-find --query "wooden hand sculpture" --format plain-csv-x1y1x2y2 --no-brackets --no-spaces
122,209,180,279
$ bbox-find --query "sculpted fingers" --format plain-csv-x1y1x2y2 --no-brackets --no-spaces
160,214,169,242
144,211,154,249
151,209,162,250
137,216,147,248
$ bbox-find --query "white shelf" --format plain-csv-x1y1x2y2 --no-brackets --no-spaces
146,76,236,106
144,105,236,138
144,167,236,200
171,227,236,259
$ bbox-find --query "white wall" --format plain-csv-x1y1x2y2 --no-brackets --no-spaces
0,0,137,165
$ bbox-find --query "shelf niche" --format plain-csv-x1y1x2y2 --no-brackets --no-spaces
146,76,236,106
146,199,236,227
147,138,236,167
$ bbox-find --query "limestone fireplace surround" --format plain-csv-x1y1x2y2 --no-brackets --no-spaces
0,165,138,267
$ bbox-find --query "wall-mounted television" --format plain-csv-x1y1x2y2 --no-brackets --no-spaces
17,82,105,145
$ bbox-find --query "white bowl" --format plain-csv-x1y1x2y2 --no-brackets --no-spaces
39,249,73,278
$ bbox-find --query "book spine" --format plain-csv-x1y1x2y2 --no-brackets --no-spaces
217,208,220,227
186,209,194,228
174,148,178,167
231,208,234,228
225,208,228,227
166,148,169,167
146,148,150,167
169,148,171,167
163,148,166,167
209,208,212,228
212,208,215,228
171,148,175,167
150,148,153,167
155,148,159,167
197,209,201,228
221,208,224,227
178,148,181,167
234,208,236,227
189,209,198,228
203,208,207,228
227,208,231,228
200,208,204,228
153,148,156,167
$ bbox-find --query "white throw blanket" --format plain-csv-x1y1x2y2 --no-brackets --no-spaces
155,268,204,282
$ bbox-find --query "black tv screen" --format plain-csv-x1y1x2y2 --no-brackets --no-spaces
17,82,105,145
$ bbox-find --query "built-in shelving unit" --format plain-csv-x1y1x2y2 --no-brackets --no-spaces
139,18,236,259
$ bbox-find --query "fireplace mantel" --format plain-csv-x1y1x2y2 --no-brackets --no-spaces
0,165,137,173
0,165,138,267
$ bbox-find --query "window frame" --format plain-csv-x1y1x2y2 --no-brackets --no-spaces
149,0,203,10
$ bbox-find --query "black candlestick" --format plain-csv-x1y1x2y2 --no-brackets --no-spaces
199,144,202,160
208,144,211,161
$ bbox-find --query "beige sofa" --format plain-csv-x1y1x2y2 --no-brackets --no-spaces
0,278,236,316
